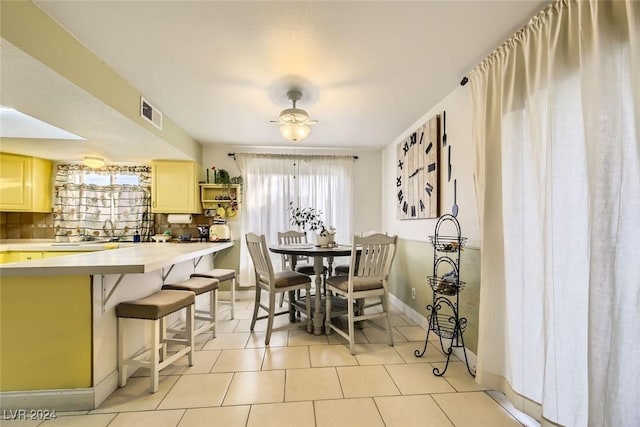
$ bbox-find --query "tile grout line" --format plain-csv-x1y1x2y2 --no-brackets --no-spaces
86,302,521,426
429,392,458,427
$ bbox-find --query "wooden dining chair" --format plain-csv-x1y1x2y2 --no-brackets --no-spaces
325,233,398,355
277,230,313,272
334,230,385,275
245,232,312,345
277,230,328,307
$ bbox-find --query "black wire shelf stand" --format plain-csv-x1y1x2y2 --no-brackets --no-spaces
414,214,475,377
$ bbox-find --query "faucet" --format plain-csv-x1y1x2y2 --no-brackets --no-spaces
103,219,116,241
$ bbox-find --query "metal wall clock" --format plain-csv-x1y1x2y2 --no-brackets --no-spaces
396,114,440,219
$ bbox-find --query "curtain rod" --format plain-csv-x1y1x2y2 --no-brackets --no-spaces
227,153,358,160
459,0,558,87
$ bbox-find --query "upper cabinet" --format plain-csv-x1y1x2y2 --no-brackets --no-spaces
200,184,242,208
151,160,202,214
0,153,53,212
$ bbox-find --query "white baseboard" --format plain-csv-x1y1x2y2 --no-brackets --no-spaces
389,292,428,329
0,388,95,411
93,370,118,409
0,373,119,412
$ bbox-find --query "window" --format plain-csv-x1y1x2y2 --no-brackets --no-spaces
53,164,153,241
235,153,354,286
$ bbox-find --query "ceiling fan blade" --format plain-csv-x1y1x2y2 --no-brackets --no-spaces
271,119,318,126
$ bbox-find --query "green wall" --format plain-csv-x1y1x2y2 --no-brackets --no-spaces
389,239,479,353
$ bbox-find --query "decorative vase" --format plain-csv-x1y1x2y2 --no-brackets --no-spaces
316,232,336,247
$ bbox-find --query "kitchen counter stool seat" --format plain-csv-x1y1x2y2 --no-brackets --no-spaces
162,277,219,337
191,268,236,319
116,289,195,393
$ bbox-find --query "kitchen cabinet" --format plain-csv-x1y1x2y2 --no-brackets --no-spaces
1,275,91,392
0,153,53,212
0,251,88,264
151,160,202,214
5,251,44,263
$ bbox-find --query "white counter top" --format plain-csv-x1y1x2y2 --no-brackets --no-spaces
0,239,130,252
0,241,234,277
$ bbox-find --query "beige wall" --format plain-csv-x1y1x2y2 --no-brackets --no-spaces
382,86,479,244
383,85,480,353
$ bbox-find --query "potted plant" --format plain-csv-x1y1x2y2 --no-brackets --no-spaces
288,202,336,246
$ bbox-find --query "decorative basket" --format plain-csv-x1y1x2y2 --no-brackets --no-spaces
427,276,466,296
428,235,467,252
428,313,468,339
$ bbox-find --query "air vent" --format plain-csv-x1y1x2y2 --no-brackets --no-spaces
140,96,163,130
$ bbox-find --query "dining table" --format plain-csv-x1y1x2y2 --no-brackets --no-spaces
269,243,357,335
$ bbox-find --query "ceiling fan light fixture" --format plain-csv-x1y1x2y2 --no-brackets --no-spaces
280,123,310,143
279,107,310,123
83,155,105,169
271,89,317,142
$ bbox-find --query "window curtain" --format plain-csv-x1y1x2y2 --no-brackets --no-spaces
235,153,354,286
54,164,153,240
469,1,639,425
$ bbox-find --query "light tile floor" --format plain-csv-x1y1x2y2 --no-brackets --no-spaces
7,294,529,427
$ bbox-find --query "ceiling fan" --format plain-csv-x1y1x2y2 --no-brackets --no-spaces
271,90,318,142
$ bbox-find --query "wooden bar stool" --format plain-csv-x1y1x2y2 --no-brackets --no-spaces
116,289,195,393
191,269,236,319
162,277,219,337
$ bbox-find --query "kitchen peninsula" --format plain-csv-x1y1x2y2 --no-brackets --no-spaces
0,241,233,411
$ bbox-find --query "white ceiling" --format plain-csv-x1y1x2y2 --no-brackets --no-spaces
1,1,548,162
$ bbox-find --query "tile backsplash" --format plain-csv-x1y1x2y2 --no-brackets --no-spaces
0,212,55,239
0,212,218,241
153,214,217,240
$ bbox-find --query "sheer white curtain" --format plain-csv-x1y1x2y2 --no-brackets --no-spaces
470,1,639,425
235,153,354,286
